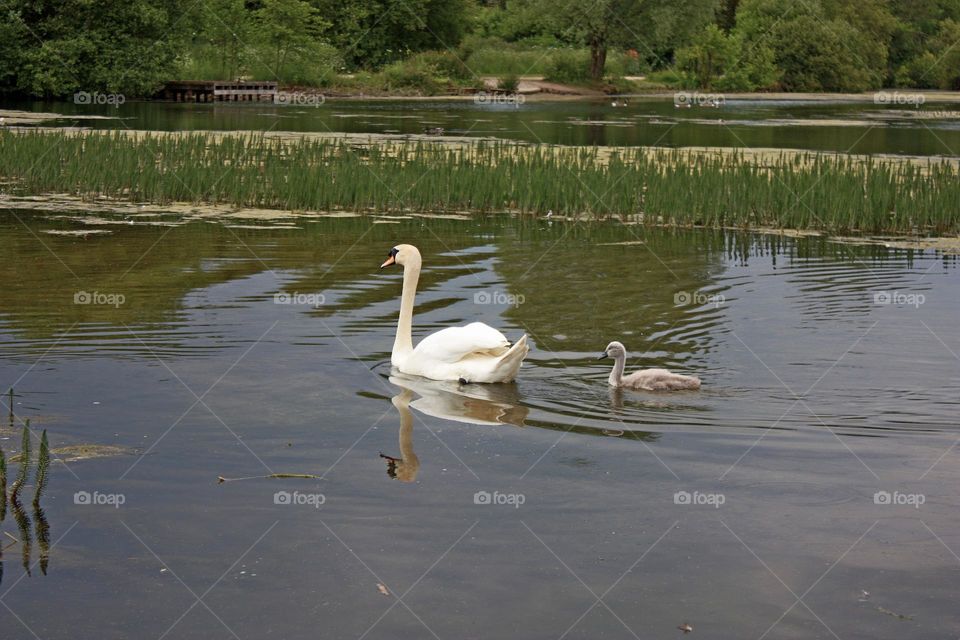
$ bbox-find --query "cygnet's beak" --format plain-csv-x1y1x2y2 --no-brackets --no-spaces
597,351,609,360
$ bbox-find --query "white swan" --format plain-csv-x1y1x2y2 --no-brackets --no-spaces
599,341,700,391
380,244,529,383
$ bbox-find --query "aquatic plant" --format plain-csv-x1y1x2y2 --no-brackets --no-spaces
9,490,31,576
0,439,6,523
0,129,958,235
32,502,49,575
33,430,49,508
9,421,30,501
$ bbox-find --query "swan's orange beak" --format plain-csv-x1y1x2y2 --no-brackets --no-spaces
380,255,396,269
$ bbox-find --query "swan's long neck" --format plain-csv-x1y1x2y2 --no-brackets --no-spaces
398,399,417,465
393,256,421,361
608,353,626,387
392,389,420,482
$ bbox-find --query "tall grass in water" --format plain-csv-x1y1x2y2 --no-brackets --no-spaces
0,435,6,524
10,420,30,501
0,413,53,577
1,130,958,234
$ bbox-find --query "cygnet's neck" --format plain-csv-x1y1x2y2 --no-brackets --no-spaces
608,353,626,387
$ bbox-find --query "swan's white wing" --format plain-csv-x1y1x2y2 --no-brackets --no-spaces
412,322,510,364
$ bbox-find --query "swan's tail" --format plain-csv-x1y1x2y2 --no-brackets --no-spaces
491,334,529,382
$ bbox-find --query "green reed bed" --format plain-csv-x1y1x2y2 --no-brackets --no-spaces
1,129,958,234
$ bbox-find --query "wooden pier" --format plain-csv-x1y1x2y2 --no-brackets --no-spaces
160,81,278,103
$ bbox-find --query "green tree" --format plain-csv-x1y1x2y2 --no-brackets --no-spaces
676,22,777,90
929,18,960,88
888,0,960,78
202,0,252,80
2,0,192,97
734,0,878,91
311,0,471,70
676,24,734,88
717,35,778,90
0,6,27,90
254,0,329,80
715,0,739,32
542,0,716,81
823,0,896,88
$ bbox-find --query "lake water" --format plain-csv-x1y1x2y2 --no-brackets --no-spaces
8,96,960,155
1,212,958,639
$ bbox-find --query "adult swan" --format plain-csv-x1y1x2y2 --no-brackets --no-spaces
380,244,529,383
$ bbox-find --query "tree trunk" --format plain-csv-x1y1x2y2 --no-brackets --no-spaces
590,40,607,81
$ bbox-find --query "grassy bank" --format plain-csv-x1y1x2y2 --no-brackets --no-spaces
1,129,957,234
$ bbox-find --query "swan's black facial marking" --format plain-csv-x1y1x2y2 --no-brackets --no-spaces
380,247,400,269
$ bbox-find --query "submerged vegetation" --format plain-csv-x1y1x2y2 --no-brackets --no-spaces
1,129,958,235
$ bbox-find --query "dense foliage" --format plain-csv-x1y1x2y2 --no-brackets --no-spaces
0,0,957,97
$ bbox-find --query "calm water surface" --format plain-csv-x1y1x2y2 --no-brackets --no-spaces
0,212,958,639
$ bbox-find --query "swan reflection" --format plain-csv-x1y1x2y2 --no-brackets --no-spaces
388,374,528,427
380,376,530,482
380,388,420,483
